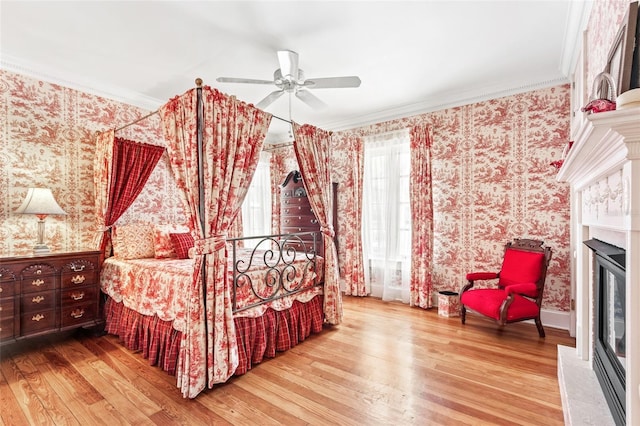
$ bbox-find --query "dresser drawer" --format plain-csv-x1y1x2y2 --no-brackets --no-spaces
0,298,15,318
282,216,319,227
21,290,56,313
21,275,56,294
61,303,97,328
282,205,315,216
0,281,16,297
0,316,15,340
281,196,311,207
60,286,97,306
21,309,57,336
61,270,97,289
282,225,320,235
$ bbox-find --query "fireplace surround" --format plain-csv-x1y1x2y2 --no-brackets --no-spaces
557,106,640,425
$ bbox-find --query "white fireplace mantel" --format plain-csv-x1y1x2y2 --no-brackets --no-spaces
557,106,640,425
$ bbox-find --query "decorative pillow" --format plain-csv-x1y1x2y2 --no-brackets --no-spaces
153,223,189,258
170,233,195,259
112,223,155,259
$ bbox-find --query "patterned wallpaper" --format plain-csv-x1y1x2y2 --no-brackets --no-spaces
332,86,572,312
0,69,184,257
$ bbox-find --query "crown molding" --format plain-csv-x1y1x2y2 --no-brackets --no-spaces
318,76,571,132
0,55,164,112
2,55,569,136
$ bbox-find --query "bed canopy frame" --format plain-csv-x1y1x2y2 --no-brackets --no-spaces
94,79,342,398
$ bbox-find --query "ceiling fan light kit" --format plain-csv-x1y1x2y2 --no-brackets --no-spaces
216,50,361,110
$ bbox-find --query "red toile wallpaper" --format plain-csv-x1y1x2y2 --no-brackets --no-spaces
0,69,185,257
332,86,572,312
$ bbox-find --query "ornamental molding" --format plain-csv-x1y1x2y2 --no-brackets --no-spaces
557,106,640,190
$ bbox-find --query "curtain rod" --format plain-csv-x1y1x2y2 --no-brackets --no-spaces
115,109,291,133
114,79,292,133
114,109,159,133
272,114,292,124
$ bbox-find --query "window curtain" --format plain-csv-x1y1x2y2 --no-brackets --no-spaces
342,135,367,296
94,129,115,252
242,151,272,244
362,129,411,303
159,86,271,398
292,122,342,325
409,123,434,308
93,132,165,257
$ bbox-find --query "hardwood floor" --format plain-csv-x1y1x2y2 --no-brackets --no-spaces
0,296,575,425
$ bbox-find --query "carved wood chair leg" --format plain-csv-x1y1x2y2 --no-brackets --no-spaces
535,317,545,338
461,306,466,324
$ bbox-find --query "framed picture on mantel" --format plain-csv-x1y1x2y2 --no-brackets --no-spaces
605,1,638,96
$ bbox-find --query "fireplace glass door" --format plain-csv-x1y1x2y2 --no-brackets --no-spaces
602,266,626,369
594,250,626,425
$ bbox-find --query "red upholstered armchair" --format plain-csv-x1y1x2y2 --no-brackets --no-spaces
460,239,552,337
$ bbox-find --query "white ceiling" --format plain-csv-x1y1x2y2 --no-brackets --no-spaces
0,1,591,142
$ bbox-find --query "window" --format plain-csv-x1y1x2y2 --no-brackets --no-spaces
362,129,411,302
242,152,272,247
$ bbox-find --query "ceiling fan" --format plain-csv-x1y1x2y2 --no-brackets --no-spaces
216,50,361,110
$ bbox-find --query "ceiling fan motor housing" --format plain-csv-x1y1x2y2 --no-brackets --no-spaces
274,69,307,92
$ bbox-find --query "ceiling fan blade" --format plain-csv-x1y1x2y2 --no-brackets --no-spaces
256,90,285,109
305,76,362,89
277,50,299,79
216,77,274,85
295,89,327,110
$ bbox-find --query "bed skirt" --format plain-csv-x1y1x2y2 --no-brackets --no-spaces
103,294,325,377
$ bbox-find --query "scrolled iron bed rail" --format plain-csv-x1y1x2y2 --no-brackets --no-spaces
228,231,322,313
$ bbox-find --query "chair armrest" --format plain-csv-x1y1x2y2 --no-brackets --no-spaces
504,282,538,298
465,272,498,281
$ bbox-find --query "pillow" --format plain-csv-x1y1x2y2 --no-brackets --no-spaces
153,223,189,258
170,233,195,259
112,223,155,259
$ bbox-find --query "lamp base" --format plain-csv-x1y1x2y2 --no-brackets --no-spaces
33,244,51,254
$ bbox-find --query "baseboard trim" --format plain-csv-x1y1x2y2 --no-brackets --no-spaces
541,308,571,331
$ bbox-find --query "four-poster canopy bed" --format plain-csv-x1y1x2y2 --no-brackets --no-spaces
95,79,342,398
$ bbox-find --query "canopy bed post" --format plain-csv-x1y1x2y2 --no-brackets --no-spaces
194,78,211,389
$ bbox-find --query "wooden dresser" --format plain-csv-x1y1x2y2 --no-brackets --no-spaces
280,170,338,255
0,250,101,345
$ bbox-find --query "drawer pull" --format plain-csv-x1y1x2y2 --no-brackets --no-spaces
71,275,86,284
0,287,3,293
36,269,42,275
71,292,85,301
32,279,45,287
32,313,45,322
71,264,86,272
70,309,84,319
32,295,45,304
311,219,318,224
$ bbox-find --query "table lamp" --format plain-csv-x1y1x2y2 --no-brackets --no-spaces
15,188,67,254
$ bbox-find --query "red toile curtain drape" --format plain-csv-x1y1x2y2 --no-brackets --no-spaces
342,134,367,296
159,86,271,398
292,122,343,325
94,132,165,256
409,123,434,308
